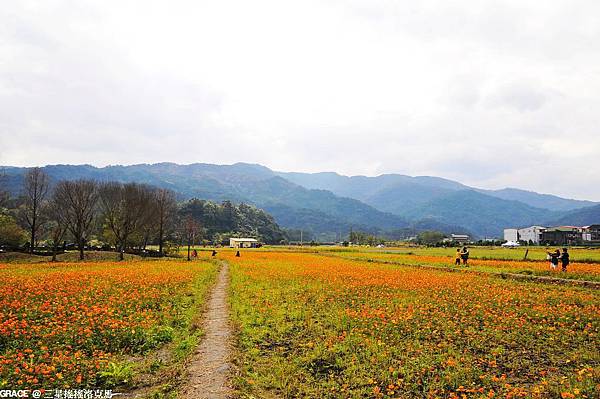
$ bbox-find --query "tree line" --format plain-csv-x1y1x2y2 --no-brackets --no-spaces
0,168,285,260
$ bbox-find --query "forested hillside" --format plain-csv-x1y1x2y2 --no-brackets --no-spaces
3,163,597,239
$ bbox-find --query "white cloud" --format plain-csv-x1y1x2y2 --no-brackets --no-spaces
0,0,599,200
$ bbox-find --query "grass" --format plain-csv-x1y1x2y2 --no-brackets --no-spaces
226,250,599,399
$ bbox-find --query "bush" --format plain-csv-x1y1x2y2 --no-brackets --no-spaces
98,361,134,387
0,214,27,247
416,230,445,246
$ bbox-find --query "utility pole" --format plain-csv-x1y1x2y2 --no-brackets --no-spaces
300,230,303,246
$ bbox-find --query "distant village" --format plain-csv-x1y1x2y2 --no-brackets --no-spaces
503,225,600,246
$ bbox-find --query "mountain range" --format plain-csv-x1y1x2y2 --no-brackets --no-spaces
2,163,599,240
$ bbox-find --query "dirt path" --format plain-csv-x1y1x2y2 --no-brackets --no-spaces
179,261,232,399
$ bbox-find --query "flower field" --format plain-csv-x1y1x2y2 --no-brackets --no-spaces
318,250,600,282
0,259,216,389
313,247,600,263
227,251,599,398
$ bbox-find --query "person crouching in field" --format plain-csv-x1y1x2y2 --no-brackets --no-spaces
561,248,570,272
455,249,461,266
547,249,560,270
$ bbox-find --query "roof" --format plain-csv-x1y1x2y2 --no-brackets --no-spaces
230,238,258,242
545,226,580,232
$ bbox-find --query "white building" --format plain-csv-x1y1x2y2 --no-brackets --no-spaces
504,226,546,244
582,225,600,243
518,226,546,244
503,229,518,242
450,234,470,243
229,238,259,248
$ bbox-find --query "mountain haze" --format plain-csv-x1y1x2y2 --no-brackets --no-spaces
546,204,600,227
1,163,412,240
401,190,562,238
477,188,597,211
2,163,598,239
278,171,596,213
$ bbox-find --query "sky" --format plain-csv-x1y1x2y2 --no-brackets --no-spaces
1,0,599,200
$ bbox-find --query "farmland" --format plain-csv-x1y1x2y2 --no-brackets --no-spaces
227,250,599,398
0,246,599,398
227,246,600,282
331,246,600,263
0,259,217,389
315,249,600,283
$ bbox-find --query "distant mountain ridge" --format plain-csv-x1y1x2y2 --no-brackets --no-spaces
1,163,413,241
476,187,597,212
2,163,598,239
401,190,563,238
277,171,596,212
546,204,600,227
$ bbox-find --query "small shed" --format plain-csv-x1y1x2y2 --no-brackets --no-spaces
229,238,259,248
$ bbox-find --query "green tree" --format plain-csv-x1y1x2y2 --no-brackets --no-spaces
179,199,284,244
417,230,445,246
0,213,27,247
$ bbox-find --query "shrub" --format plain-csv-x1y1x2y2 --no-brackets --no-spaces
0,214,27,247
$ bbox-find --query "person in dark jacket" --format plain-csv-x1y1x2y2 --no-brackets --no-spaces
561,248,570,272
461,246,470,266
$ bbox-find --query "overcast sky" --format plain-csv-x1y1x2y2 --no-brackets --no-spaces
1,0,599,200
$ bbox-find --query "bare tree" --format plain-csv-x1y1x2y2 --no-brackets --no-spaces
44,194,68,262
99,182,154,261
154,188,177,256
138,199,158,252
20,168,50,253
182,214,200,261
53,180,99,260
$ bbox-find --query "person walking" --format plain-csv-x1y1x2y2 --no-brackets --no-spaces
461,246,470,266
454,249,462,266
560,248,570,272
